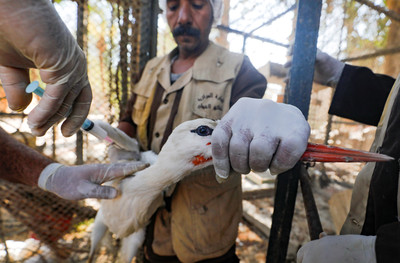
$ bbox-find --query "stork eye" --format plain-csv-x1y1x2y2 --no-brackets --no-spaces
190,125,213,136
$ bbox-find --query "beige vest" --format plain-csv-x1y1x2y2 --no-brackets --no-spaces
131,42,244,153
131,42,245,262
341,74,400,234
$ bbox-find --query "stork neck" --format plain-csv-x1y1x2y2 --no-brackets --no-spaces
136,161,189,192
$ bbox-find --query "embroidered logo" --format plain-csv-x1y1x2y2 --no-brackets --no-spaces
196,92,224,112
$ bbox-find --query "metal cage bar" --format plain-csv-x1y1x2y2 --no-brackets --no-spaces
266,0,322,262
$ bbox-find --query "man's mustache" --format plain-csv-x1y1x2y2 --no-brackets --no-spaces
172,26,200,38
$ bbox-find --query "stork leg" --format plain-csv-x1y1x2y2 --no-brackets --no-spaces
89,209,108,263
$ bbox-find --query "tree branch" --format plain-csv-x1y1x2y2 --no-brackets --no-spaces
341,45,400,62
355,0,400,22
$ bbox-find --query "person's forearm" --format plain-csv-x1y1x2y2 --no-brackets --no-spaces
0,127,53,186
117,121,136,138
329,64,394,126
118,93,137,138
230,56,267,105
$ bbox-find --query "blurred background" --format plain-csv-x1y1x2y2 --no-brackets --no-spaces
0,0,398,262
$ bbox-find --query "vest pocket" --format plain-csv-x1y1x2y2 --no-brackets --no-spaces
191,80,231,120
188,184,241,254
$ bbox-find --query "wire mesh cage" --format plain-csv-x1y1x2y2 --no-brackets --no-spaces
0,0,157,262
0,180,96,261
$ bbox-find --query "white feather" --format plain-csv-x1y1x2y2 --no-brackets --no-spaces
121,228,146,263
90,118,217,261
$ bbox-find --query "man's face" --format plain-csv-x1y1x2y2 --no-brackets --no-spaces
166,0,213,54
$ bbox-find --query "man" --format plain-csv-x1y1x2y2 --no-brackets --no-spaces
0,0,148,200
111,0,311,262
297,51,399,262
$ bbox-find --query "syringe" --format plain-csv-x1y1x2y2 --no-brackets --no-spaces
26,81,113,143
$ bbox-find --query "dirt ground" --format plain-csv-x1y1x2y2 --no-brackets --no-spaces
237,161,362,263
236,221,268,263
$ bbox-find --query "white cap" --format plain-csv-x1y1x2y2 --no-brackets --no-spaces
159,0,223,26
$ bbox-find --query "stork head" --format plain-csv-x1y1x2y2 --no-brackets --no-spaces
157,118,217,172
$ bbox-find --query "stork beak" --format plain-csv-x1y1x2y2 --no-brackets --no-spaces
301,143,394,163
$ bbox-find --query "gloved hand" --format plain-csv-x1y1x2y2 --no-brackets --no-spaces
0,0,92,137
212,97,310,180
313,49,345,87
38,161,149,200
284,48,345,87
297,234,377,263
92,121,141,163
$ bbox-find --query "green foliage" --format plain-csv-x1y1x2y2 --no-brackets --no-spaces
344,0,388,53
74,218,95,232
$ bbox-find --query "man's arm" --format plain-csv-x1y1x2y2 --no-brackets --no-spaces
310,50,395,126
329,64,395,126
0,126,52,185
118,93,137,138
0,126,147,200
230,56,267,104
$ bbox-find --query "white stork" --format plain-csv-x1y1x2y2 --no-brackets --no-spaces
89,118,216,263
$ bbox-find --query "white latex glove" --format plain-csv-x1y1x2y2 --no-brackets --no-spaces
212,97,310,180
297,235,377,263
284,49,345,87
0,0,92,137
38,162,149,200
92,120,141,163
313,49,345,87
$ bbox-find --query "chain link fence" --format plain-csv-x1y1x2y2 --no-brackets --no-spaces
0,0,157,261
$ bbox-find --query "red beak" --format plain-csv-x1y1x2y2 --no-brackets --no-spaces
301,143,394,163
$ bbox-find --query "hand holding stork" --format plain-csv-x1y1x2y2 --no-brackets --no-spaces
212,97,393,181
212,97,311,179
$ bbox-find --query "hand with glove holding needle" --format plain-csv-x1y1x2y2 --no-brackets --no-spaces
0,0,92,137
0,0,150,201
